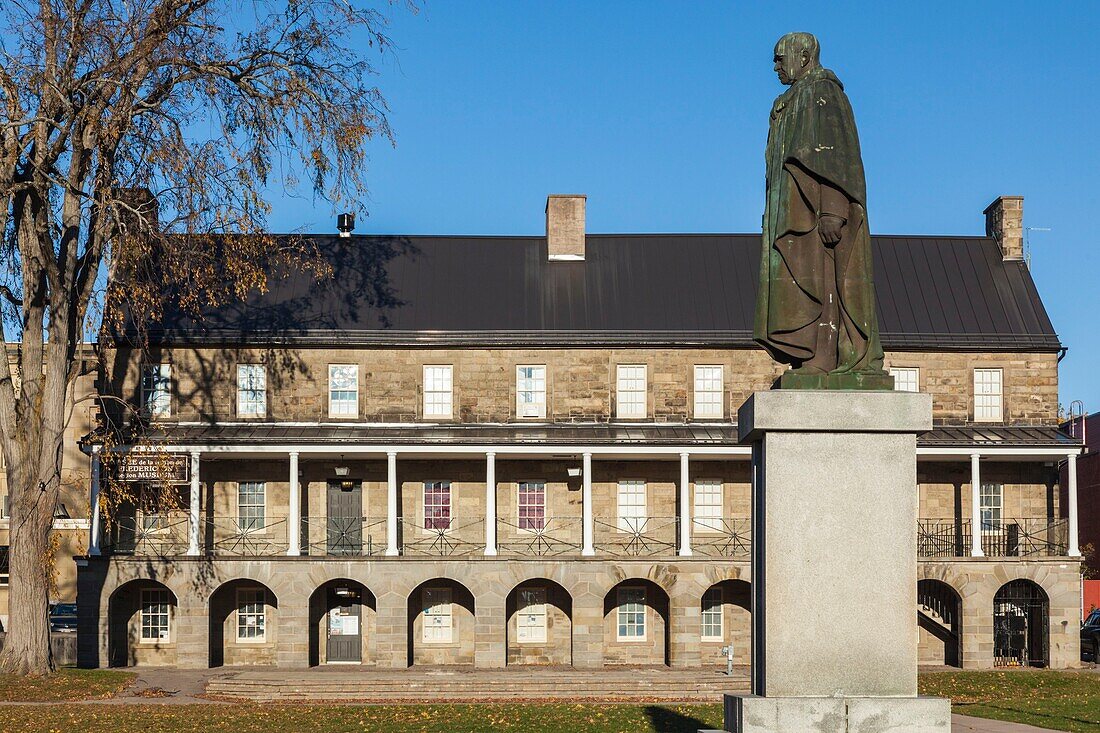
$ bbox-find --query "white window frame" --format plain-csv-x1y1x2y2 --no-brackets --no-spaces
974,368,1004,422
423,365,453,419
236,588,267,643
516,365,547,419
693,479,724,533
516,587,548,644
979,482,1004,534
236,364,267,417
616,364,647,419
422,587,453,644
141,363,171,418
328,364,359,418
701,586,724,641
889,367,919,394
237,481,266,532
423,480,452,532
616,586,646,641
617,480,647,533
140,588,172,644
693,365,724,419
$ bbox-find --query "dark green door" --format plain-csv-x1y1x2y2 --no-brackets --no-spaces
326,586,362,663
327,480,362,555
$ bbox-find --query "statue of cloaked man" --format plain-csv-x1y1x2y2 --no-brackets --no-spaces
755,32,891,389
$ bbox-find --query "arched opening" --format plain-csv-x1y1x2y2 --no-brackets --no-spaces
309,579,377,666
505,579,572,666
208,579,278,668
407,578,475,667
107,579,178,667
602,579,670,667
700,579,751,668
917,579,962,667
994,579,1049,668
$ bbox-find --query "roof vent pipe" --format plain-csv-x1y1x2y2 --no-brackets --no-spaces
337,212,355,238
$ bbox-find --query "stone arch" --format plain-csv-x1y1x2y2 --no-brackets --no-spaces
107,578,178,667
700,578,751,666
406,578,476,667
603,578,670,667
994,579,1049,668
917,579,962,667
208,578,279,667
309,578,377,666
505,578,572,666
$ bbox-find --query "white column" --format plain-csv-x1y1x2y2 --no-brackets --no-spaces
187,451,201,556
286,452,301,556
485,452,497,556
678,451,692,557
88,449,102,556
970,452,984,557
385,451,399,556
1068,451,1081,557
582,452,595,556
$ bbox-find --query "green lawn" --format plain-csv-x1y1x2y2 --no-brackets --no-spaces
920,670,1100,732
0,667,134,702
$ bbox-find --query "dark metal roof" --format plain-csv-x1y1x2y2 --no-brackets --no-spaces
135,233,1061,351
143,423,1079,449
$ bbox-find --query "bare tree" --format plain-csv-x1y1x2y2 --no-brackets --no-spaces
0,0,409,674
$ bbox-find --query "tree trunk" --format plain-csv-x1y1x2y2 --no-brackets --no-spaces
0,464,57,676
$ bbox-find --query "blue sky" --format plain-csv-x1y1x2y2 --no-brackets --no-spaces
265,1,1099,413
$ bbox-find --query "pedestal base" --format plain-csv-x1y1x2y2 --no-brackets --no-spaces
717,694,951,733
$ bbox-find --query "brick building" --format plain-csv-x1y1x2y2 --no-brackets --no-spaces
77,194,1084,671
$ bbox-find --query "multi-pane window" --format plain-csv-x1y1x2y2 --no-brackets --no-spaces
0,547,9,586
974,368,1003,422
694,480,723,532
693,365,724,419
422,587,453,643
617,480,647,532
238,482,265,531
139,510,164,534
140,588,171,643
141,364,171,418
616,365,647,419
701,586,723,641
617,587,646,640
516,365,547,419
980,482,1004,533
237,364,267,417
518,481,546,531
236,588,266,642
516,587,547,644
328,364,359,418
890,367,919,393
424,481,452,531
423,366,453,419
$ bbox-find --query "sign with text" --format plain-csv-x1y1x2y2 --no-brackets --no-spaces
117,454,190,484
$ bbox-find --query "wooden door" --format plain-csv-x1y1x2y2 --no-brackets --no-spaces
326,481,362,555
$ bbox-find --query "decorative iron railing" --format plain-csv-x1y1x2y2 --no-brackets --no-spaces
496,516,583,557
399,516,484,557
207,518,289,556
299,516,388,557
690,517,752,559
104,515,190,556
593,516,678,557
918,518,1068,558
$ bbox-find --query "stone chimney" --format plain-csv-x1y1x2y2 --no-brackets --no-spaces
546,194,586,261
983,196,1024,261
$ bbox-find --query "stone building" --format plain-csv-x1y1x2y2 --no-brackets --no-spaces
77,195,1084,672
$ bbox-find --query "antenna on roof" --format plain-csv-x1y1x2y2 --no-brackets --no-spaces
1024,226,1050,268
337,212,355,238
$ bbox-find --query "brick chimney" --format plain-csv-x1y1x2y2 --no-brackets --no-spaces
546,194,586,261
983,196,1023,261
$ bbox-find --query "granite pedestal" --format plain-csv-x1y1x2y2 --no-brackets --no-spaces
718,390,950,733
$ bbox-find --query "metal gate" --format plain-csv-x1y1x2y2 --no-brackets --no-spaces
993,579,1049,667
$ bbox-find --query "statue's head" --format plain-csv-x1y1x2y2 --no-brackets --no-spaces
773,32,820,86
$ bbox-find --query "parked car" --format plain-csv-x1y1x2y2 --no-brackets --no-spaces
48,602,77,633
1082,609,1100,662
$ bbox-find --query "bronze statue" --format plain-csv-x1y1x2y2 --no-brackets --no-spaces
755,32,892,390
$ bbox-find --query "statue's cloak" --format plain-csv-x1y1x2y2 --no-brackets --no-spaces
755,65,884,373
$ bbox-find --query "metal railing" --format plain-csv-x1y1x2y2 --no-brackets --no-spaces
300,516,387,557
496,516,583,557
399,516,484,557
593,516,678,557
690,517,752,558
207,518,289,556
918,518,1069,558
104,515,190,557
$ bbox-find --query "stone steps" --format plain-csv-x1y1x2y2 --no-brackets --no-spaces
205,667,751,702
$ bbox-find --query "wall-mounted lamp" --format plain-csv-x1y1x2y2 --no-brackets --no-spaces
567,467,582,478
334,466,350,477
